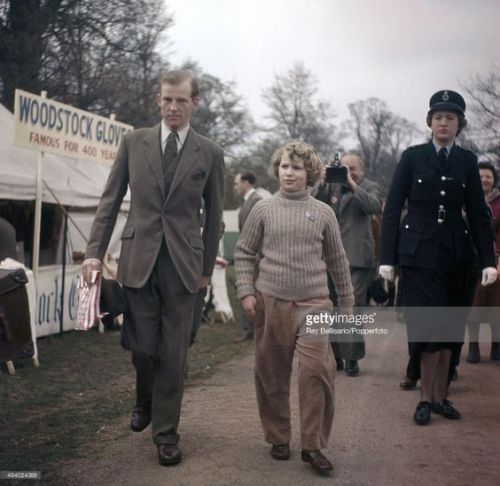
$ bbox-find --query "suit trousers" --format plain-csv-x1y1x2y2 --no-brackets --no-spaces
124,241,195,445
337,267,371,361
253,291,335,450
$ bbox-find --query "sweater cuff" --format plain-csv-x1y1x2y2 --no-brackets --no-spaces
337,295,355,307
237,285,255,300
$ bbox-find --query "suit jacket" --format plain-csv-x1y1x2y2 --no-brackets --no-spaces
380,142,495,271
85,124,224,293
335,178,382,268
238,190,263,232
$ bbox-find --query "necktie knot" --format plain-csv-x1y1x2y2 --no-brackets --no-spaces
438,147,447,160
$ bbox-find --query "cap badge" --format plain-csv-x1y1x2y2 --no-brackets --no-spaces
442,91,450,101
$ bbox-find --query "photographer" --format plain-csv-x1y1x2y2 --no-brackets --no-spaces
315,154,382,376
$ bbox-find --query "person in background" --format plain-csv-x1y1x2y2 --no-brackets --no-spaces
235,140,353,474
233,170,263,342
467,161,500,362
380,90,497,425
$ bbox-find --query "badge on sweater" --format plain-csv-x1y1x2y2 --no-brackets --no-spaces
306,211,316,222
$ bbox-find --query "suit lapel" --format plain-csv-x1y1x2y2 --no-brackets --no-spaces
167,127,200,201
142,125,165,199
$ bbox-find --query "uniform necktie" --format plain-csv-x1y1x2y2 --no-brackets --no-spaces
163,131,178,171
438,147,448,169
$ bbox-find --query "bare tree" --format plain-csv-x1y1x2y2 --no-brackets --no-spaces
260,62,341,161
343,97,422,194
462,65,500,163
0,0,172,126
181,61,255,158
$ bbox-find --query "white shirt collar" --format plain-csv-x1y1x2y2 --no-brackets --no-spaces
243,188,256,201
161,121,190,150
432,138,454,156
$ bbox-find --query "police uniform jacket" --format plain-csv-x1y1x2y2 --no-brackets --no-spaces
380,142,495,272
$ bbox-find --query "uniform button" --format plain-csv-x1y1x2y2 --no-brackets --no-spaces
418,179,423,183
465,230,468,234
463,183,466,188
440,190,446,196
405,224,409,229
441,176,446,181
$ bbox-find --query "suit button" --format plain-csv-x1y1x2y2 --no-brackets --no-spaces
440,190,446,196
405,224,409,229
441,176,446,181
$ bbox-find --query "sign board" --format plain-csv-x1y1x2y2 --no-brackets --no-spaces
35,265,81,337
13,89,133,165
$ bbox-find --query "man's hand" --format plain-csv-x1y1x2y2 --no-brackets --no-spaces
379,265,395,282
82,258,102,286
199,276,210,289
481,267,498,286
241,295,257,319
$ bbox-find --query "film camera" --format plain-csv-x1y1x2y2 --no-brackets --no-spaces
324,153,347,184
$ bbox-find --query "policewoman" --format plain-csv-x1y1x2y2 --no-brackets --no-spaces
379,90,497,425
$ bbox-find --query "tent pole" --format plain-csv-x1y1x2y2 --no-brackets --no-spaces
59,210,68,336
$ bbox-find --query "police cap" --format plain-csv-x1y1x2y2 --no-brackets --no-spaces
428,90,466,117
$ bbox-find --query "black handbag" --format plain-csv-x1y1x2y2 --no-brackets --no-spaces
368,276,389,305
99,278,128,318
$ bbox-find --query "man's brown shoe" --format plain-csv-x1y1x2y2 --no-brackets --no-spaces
301,450,333,473
157,444,182,466
271,443,290,460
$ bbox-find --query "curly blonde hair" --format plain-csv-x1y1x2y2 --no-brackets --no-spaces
269,140,322,187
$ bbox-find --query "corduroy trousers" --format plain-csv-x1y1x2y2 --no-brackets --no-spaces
253,291,336,450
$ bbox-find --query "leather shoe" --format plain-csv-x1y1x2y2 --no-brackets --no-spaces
467,342,480,363
491,342,500,361
413,401,431,425
301,450,333,473
399,377,417,390
157,444,182,466
271,443,290,460
345,360,359,376
130,405,151,432
431,399,461,420
233,332,253,343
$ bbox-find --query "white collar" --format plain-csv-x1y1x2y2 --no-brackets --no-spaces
161,121,190,147
244,188,256,201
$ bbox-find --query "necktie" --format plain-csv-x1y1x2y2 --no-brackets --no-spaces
163,131,178,171
438,147,448,169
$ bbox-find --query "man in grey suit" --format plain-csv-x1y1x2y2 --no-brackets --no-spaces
82,70,224,466
233,171,262,342
333,154,382,376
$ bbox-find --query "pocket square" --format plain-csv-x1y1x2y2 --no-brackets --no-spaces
192,170,207,180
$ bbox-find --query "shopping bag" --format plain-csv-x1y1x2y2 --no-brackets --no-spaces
76,270,103,331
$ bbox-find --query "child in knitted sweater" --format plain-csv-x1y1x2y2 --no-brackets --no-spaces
235,140,353,474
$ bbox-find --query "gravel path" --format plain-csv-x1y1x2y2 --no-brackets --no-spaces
61,315,500,486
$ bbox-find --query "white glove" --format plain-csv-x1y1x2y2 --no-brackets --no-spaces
379,265,395,282
481,267,498,286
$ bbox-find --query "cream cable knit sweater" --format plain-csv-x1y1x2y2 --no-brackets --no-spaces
235,188,354,306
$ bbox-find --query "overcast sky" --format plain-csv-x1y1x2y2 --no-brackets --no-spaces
165,0,499,137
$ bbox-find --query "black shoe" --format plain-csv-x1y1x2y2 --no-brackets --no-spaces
335,358,344,371
491,342,500,361
345,360,359,376
399,377,417,390
130,405,151,432
413,401,431,425
157,444,182,466
271,443,290,460
467,342,480,363
431,399,461,420
301,450,333,473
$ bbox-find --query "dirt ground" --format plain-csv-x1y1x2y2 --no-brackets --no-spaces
59,316,500,486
